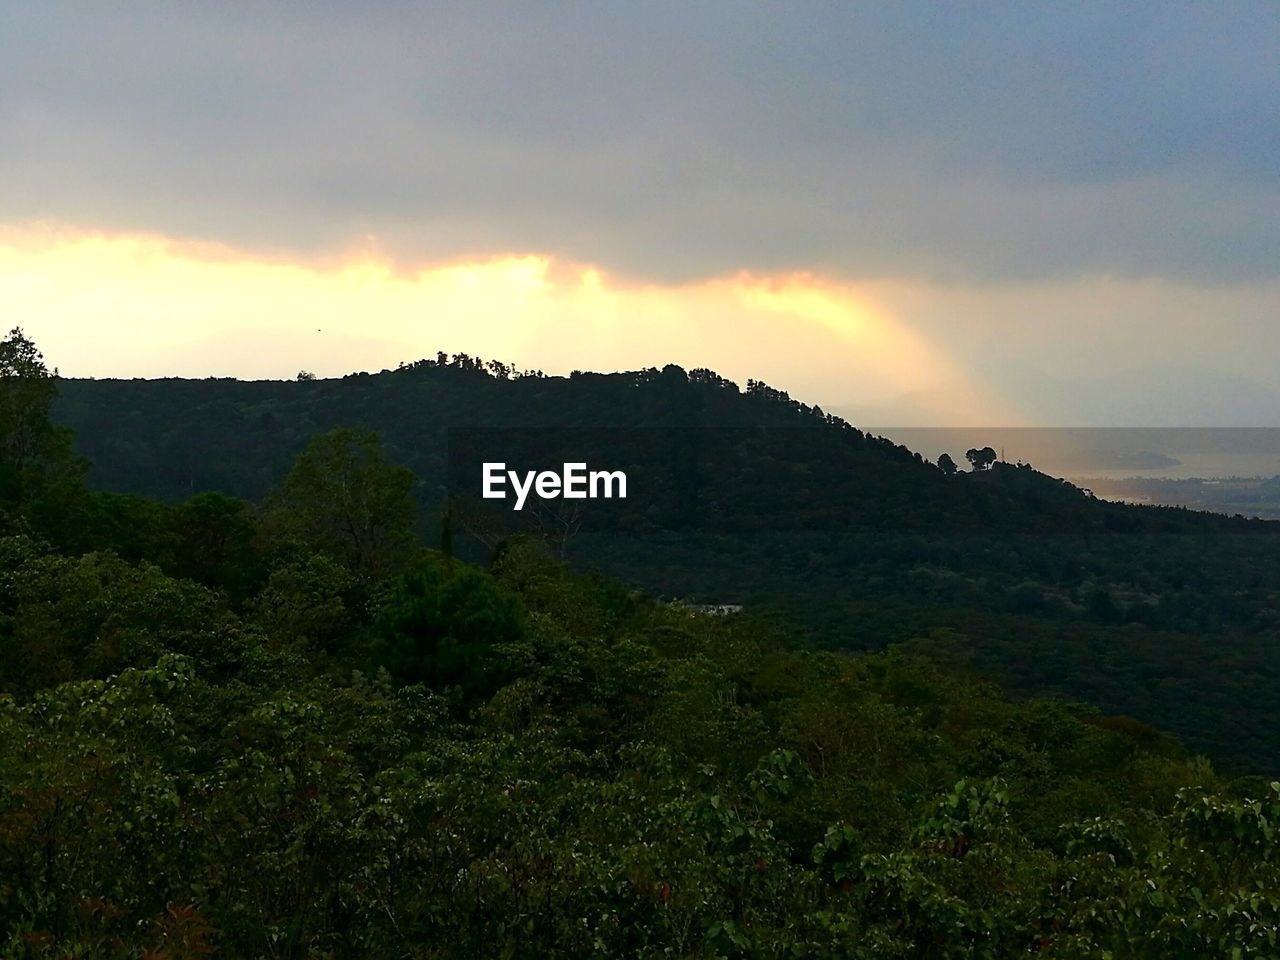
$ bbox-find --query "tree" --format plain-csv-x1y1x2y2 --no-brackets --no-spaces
965,446,998,471
171,491,263,599
440,503,454,559
249,551,356,654
0,328,59,481
937,453,958,476
375,556,524,697
266,427,418,579
0,328,86,531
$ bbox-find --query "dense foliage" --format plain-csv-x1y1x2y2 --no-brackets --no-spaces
0,331,1273,956
51,354,1280,770
4,517,1280,955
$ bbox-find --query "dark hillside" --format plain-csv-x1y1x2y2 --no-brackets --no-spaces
54,362,1260,534
52,360,1280,770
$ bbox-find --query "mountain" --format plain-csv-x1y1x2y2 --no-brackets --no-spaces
50,359,1280,771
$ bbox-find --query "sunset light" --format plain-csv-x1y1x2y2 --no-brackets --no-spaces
3,4,1279,952
1,221,1019,422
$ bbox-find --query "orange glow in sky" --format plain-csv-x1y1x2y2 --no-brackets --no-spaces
0,222,1017,424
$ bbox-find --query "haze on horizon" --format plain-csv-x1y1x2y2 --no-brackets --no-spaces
2,3,1277,426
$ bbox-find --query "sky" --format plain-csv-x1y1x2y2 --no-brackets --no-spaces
2,2,1278,425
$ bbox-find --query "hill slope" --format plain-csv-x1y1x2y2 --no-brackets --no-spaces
52,360,1280,770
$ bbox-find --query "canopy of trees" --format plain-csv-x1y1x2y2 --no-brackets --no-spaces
0,333,1277,955
47,355,1280,771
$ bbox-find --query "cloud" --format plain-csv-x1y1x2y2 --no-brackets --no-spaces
1,2,1276,284
0,223,1010,421
7,222,1280,425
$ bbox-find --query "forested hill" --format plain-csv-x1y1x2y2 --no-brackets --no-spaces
6,334,1280,955
51,360,1264,535
50,359,1280,771
55,362,995,513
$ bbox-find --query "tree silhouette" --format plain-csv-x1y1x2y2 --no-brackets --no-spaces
0,327,85,509
965,446,998,471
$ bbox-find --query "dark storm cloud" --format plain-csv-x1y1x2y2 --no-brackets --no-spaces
2,1,1276,282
